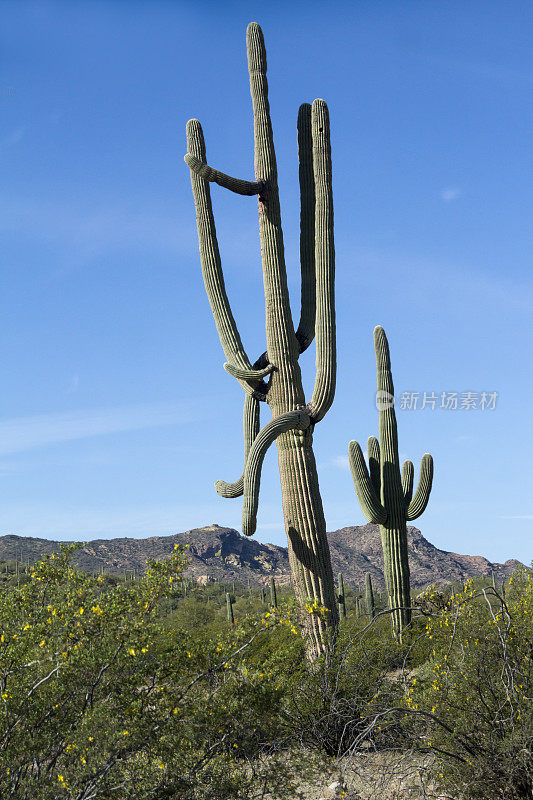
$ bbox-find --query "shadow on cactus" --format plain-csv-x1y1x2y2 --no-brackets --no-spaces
348,326,434,637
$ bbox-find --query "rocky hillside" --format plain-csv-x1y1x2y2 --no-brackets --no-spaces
0,524,522,589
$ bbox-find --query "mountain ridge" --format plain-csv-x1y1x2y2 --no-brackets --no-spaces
0,524,522,589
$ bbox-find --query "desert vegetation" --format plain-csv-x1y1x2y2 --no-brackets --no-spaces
0,546,530,799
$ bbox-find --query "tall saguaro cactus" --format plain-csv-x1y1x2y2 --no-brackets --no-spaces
348,327,433,636
185,23,337,655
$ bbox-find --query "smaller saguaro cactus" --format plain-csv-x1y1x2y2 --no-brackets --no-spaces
226,592,235,624
261,587,267,605
270,577,278,609
355,596,361,617
337,572,346,619
349,326,434,637
365,572,376,618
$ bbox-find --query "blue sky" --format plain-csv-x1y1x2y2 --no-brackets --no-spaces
2,0,532,564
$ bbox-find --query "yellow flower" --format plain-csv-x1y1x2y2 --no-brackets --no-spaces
128,648,136,656
39,640,45,647
57,775,64,783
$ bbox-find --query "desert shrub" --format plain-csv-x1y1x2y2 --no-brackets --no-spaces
0,546,300,799
405,570,533,799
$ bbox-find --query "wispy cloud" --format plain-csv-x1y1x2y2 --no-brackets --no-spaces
0,125,26,149
0,503,220,541
440,186,461,202
67,374,80,394
0,402,194,457
0,194,193,268
332,454,350,470
500,515,533,520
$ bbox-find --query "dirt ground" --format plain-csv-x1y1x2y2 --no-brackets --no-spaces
267,750,453,800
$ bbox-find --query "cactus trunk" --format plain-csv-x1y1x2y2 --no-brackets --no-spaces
185,23,338,657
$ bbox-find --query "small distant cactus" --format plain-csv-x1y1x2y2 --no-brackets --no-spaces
349,327,434,637
226,592,235,624
365,572,376,618
270,576,278,609
337,572,346,619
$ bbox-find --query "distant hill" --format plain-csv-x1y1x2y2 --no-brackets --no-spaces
0,524,523,589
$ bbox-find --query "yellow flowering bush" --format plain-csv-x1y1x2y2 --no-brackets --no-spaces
406,570,532,799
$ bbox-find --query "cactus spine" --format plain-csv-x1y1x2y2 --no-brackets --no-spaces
349,327,434,637
226,592,235,624
365,572,376,618
185,23,337,656
337,572,346,619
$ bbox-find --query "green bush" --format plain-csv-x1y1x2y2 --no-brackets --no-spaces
405,571,533,799
0,547,298,799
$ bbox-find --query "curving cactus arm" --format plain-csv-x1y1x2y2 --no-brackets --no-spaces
224,362,274,381
215,393,260,498
306,99,336,423
401,460,414,505
185,119,269,401
242,410,311,536
184,153,266,197
295,102,316,354
407,453,434,520
348,440,387,524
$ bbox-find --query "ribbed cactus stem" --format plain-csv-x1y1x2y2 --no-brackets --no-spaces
226,592,235,624
270,576,278,609
337,572,346,620
185,22,339,658
365,572,376,618
349,327,434,638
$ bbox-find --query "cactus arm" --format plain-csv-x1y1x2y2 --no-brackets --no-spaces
186,119,269,400
224,362,274,381
374,325,400,472
184,153,266,197
368,436,381,496
215,394,260,498
242,410,311,536
401,460,414,506
295,102,316,354
306,99,336,423
407,454,434,521
348,440,387,525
